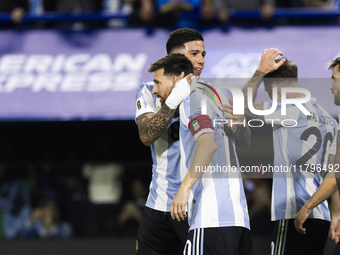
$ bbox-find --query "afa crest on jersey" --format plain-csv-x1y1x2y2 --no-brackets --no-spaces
137,100,141,110
192,119,201,132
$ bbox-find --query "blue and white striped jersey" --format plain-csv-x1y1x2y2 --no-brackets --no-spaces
179,90,250,231
135,82,186,212
264,98,337,221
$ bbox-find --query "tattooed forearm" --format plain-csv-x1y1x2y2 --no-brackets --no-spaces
136,104,176,146
242,70,266,121
242,70,265,102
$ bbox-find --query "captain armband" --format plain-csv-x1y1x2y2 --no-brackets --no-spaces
188,115,214,140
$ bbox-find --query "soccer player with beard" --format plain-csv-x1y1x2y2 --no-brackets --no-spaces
135,27,250,255
295,57,340,255
134,28,204,255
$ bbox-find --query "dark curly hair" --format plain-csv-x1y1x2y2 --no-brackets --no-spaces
329,57,340,72
166,28,204,55
148,54,193,77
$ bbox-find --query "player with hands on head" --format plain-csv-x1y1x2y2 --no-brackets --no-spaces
240,48,286,122
242,48,338,255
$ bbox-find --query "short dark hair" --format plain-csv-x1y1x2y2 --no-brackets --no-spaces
264,58,298,87
148,54,194,77
166,28,204,55
329,57,340,72
264,58,298,79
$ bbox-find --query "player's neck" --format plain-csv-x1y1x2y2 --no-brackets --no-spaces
283,92,306,99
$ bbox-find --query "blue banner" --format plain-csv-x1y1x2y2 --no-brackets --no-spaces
0,27,338,120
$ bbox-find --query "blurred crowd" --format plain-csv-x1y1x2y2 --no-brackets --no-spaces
0,162,151,239
0,161,272,239
0,0,339,27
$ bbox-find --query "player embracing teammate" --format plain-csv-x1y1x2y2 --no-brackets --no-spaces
135,27,340,255
135,28,253,255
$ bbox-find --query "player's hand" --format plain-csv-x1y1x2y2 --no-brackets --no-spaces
331,213,340,243
170,186,190,221
166,72,193,109
222,97,246,125
257,48,286,74
294,205,312,234
174,72,194,85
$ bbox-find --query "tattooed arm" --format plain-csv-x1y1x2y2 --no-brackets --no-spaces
242,48,286,121
136,73,193,146
136,104,176,146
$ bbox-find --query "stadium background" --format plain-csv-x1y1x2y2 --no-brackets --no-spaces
0,1,340,254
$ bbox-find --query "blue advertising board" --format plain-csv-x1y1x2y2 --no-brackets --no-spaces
0,27,338,120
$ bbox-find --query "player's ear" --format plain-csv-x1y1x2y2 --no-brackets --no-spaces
274,85,282,99
172,75,178,85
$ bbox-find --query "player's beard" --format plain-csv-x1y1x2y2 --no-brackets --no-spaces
335,94,340,105
160,98,165,106
159,92,170,106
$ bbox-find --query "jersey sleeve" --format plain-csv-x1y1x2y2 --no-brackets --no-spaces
263,101,300,126
180,93,214,141
135,82,157,121
338,110,340,131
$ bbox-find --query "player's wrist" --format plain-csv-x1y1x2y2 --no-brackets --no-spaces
164,98,179,110
257,67,269,74
164,101,176,110
304,202,314,212
180,177,195,191
165,77,190,109
332,211,340,218
181,183,192,192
